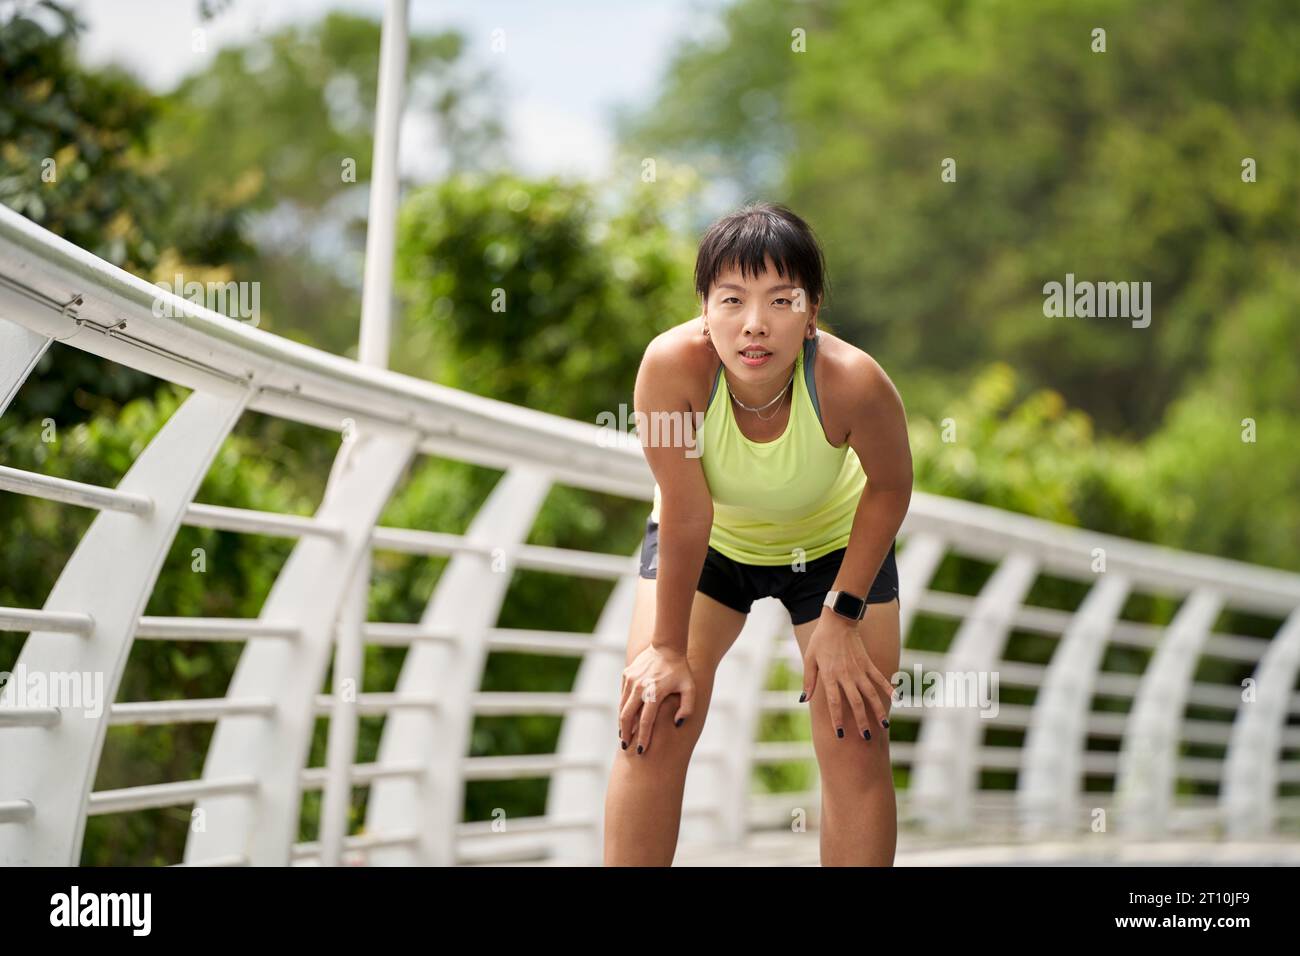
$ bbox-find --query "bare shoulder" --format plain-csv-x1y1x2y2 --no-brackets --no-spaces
816,329,897,405
644,315,712,365
637,316,717,412
816,328,911,485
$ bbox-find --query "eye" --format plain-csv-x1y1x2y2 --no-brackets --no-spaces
722,296,740,304
773,297,791,306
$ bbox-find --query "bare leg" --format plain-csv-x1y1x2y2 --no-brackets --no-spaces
603,576,747,866
793,598,901,866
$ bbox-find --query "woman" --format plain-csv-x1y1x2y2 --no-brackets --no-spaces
603,202,912,866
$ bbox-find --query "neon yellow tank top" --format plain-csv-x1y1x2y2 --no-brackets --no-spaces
649,331,866,565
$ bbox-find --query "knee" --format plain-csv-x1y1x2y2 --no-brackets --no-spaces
814,737,895,791
619,689,712,764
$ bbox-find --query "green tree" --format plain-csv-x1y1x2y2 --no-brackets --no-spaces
149,11,505,354
619,0,1300,438
0,0,257,427
393,171,698,420
619,0,1300,574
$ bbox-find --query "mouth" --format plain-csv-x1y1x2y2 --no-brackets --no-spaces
738,345,773,367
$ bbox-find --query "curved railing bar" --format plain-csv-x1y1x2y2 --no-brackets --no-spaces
0,317,50,417
0,387,249,864
0,206,648,496
1017,573,1132,836
894,532,946,640
1115,589,1223,836
909,552,1039,835
183,425,417,864
1222,608,1300,837
365,466,552,864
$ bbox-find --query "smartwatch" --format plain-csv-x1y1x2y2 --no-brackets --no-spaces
823,589,867,621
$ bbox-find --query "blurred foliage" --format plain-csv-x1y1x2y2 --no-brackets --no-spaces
0,0,256,429
393,170,697,418
149,10,505,354
620,0,1300,439
909,362,1166,540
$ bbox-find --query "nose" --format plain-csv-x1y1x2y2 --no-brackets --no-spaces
741,305,769,338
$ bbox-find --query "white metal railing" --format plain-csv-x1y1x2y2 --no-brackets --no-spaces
2,200,1300,865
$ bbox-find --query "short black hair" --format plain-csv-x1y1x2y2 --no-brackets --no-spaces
694,201,828,310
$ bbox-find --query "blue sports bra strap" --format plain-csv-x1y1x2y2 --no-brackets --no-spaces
803,331,824,427
708,360,723,407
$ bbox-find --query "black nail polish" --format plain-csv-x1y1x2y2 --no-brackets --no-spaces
621,741,628,750
637,744,644,754
882,718,890,729
836,727,844,738
799,692,807,703
863,729,871,740
675,717,684,727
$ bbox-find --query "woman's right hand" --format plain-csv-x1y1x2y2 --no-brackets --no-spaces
619,642,696,755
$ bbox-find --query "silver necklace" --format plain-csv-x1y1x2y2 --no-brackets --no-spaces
728,366,795,422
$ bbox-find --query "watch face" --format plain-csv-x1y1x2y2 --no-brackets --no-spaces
833,591,866,619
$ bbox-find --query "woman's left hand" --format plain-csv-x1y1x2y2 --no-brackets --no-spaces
800,610,894,740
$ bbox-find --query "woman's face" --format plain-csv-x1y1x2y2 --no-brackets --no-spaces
703,255,818,381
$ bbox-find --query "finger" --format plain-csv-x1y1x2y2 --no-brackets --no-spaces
618,684,644,751
800,654,818,704
823,677,845,738
618,672,630,737
620,667,637,708
850,675,880,740
636,697,660,754
863,660,895,728
840,676,872,740
674,680,695,728
618,672,634,737
856,656,892,728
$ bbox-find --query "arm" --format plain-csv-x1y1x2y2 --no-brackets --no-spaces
617,335,709,752
830,351,913,598
800,349,912,738
634,335,714,655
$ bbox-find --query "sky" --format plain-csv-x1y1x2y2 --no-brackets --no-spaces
69,0,731,182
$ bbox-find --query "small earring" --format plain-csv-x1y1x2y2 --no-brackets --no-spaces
703,325,710,337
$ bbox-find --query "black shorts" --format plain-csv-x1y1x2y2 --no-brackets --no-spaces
637,517,900,626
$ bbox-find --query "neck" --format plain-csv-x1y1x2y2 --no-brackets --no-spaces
725,359,796,411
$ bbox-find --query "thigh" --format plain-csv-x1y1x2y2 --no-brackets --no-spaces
621,576,750,756
625,574,750,676
792,599,901,780
791,598,901,676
